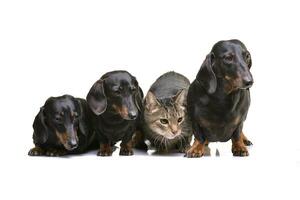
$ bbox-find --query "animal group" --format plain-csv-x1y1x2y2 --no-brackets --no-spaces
28,39,254,158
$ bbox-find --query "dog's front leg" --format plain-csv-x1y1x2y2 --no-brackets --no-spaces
231,126,249,157
185,139,207,158
28,146,45,156
185,122,207,158
97,143,113,156
96,132,113,156
119,133,134,156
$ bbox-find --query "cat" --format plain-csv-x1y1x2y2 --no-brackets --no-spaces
135,71,193,153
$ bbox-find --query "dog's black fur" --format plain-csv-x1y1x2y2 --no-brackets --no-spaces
186,39,254,157
87,70,143,156
28,95,96,156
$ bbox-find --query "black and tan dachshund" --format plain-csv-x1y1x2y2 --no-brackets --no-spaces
186,39,253,158
28,95,96,156
87,70,143,156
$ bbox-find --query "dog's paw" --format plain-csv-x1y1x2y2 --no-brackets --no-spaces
45,148,67,157
185,152,204,158
28,147,45,156
232,145,249,157
243,139,253,146
119,148,134,156
97,150,112,156
185,148,204,158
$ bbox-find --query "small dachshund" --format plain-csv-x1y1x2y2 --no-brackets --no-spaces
28,95,96,156
186,39,253,157
87,70,143,156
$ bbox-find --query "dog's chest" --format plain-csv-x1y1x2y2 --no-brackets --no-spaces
199,114,241,141
97,118,135,142
197,94,249,142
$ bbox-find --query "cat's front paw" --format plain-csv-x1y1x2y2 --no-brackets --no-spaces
28,147,45,156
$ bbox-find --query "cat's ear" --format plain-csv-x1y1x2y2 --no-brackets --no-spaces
145,91,161,112
173,89,187,106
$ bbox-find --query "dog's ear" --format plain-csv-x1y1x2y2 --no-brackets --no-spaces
246,52,252,69
135,87,144,112
32,107,48,145
87,79,107,115
75,99,87,136
196,53,217,94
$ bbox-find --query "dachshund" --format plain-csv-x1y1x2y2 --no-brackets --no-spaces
86,70,143,156
28,95,96,156
186,39,254,157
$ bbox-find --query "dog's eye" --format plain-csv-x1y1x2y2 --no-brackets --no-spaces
224,55,234,62
131,87,137,92
178,117,183,123
74,112,79,118
160,119,168,124
245,53,251,62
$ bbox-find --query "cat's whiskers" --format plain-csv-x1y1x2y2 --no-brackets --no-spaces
178,134,184,150
153,135,161,147
164,137,169,151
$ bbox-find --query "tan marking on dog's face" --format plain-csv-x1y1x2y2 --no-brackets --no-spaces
112,104,129,118
56,131,68,146
224,75,243,93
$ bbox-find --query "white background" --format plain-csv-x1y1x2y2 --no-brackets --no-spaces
0,0,299,199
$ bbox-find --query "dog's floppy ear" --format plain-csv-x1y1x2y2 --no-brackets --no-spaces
246,52,252,69
135,87,144,112
75,99,88,136
32,107,48,145
196,53,217,94
87,79,107,115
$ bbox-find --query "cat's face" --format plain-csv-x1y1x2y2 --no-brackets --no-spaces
144,90,187,140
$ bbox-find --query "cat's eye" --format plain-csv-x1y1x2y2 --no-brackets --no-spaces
178,117,183,123
160,119,168,124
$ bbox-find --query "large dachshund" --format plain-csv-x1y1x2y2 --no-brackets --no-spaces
28,95,96,156
87,70,143,156
186,39,253,157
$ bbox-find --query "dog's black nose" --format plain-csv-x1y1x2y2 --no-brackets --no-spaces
128,111,137,120
68,141,78,150
244,80,253,88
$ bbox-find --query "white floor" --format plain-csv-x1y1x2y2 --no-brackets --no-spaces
3,140,296,200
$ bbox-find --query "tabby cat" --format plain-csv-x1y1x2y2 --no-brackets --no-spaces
138,71,192,153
